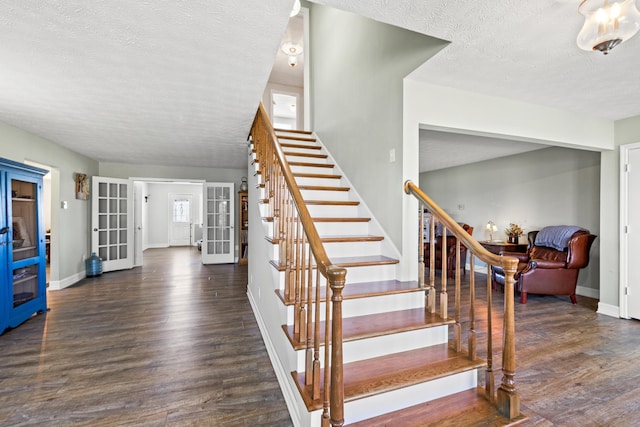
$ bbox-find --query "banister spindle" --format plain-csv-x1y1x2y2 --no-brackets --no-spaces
497,258,520,419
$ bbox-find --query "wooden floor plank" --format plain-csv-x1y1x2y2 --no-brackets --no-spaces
0,247,292,427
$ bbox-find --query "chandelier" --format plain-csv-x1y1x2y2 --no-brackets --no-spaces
577,0,640,54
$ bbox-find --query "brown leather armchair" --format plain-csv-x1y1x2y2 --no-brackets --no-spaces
424,223,473,278
492,228,596,304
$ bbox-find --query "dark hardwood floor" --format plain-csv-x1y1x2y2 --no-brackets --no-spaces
0,247,293,426
3,248,640,426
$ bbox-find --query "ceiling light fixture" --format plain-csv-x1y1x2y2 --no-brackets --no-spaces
281,42,303,67
577,0,640,54
290,0,301,17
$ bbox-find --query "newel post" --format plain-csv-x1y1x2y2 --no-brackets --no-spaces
497,256,520,419
328,266,346,427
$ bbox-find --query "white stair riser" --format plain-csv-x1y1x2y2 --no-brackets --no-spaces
313,222,369,236
300,189,350,201
280,146,322,155
306,204,359,217
342,263,397,283
285,154,330,164
295,176,344,187
294,326,449,370
285,290,424,323
291,165,336,175
323,241,382,258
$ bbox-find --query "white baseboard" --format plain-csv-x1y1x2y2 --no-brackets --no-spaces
247,288,302,427
145,243,169,249
576,285,599,299
597,302,620,318
48,270,86,290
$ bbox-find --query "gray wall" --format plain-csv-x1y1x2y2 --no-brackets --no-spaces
420,146,601,294
309,4,447,249
0,121,98,283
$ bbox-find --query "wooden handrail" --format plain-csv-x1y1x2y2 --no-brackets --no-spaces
404,180,521,420
251,102,346,427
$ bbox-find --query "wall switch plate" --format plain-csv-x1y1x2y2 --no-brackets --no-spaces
389,149,396,162
61,201,68,209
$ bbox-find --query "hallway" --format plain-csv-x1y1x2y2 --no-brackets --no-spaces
0,247,292,426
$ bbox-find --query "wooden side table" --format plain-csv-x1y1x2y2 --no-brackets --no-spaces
479,241,527,255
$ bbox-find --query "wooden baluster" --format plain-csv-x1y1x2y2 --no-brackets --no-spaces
293,212,301,336
328,267,346,427
418,208,425,292
453,239,461,352
312,267,322,400
298,222,307,343
486,263,495,401
428,215,436,313
468,255,476,360
440,226,448,320
497,258,520,419
304,240,314,386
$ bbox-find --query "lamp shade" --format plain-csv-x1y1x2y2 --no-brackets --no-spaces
577,0,640,54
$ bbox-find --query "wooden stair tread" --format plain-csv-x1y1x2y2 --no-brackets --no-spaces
274,128,313,135
269,255,399,271
277,134,317,142
289,161,334,168
294,172,342,179
267,235,383,244
312,217,370,222
283,307,454,350
280,142,322,150
283,151,328,159
276,279,423,305
262,216,370,223
298,185,350,192
293,345,486,411
348,387,528,427
304,199,359,205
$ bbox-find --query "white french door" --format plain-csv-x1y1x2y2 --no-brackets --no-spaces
202,182,234,264
91,176,134,272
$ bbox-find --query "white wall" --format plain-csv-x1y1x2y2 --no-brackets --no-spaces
420,146,601,296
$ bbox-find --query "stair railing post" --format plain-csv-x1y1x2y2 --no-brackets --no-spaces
440,226,448,320
428,215,436,313
328,266,346,427
497,257,520,419
485,263,495,401
418,207,425,291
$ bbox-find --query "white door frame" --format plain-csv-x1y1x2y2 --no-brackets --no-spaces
619,141,640,319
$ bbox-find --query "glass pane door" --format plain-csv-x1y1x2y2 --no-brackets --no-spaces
92,176,133,272
11,178,39,307
202,183,234,264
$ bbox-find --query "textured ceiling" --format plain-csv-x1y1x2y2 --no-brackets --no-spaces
3,1,639,171
0,0,292,169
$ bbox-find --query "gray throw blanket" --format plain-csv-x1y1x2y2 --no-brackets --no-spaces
535,225,585,250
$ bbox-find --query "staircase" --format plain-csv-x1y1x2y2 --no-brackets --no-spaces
247,104,525,426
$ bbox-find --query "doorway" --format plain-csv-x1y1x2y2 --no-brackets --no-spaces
169,193,193,246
